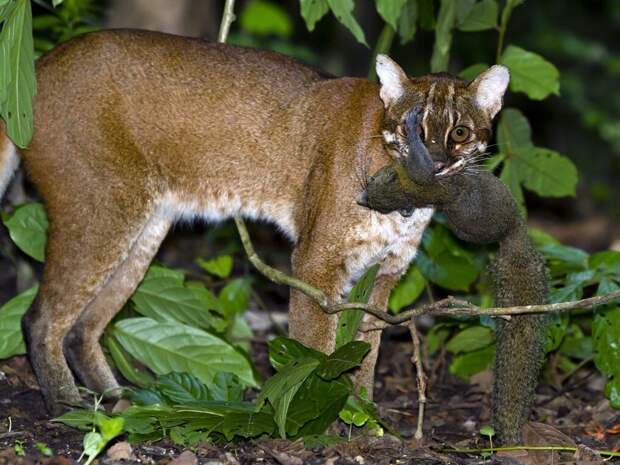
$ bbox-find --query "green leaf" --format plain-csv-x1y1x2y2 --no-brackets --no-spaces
325,0,367,46
388,265,425,313
0,0,35,148
131,271,222,331
300,0,329,31
240,0,292,38
457,0,498,31
417,0,435,30
376,0,407,30
2,203,48,262
52,0,64,6
196,255,233,279
605,377,620,409
458,62,489,81
316,341,370,380
397,0,417,44
105,335,155,388
430,0,457,72
218,278,251,316
417,249,478,291
96,415,124,441
500,45,560,100
592,307,620,378
291,375,350,437
81,431,104,461
336,265,378,348
480,425,495,437
446,326,494,354
154,372,210,404
517,148,578,198
449,344,495,381
268,336,326,371
256,357,320,438
0,285,37,359
499,159,524,211
53,410,94,431
113,317,258,388
590,251,620,279
497,108,534,155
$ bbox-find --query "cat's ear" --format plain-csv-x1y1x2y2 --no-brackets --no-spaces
376,54,408,108
469,65,510,119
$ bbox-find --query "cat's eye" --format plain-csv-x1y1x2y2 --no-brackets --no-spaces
450,126,471,143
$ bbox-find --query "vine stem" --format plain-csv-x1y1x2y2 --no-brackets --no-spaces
445,445,620,458
235,217,620,323
408,320,426,440
218,0,236,44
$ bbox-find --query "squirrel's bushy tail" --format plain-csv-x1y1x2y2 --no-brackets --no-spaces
0,125,20,200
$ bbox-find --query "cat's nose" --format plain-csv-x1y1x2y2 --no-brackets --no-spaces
356,189,369,208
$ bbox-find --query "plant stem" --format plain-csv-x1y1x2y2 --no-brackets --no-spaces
218,0,236,44
408,320,426,440
446,445,620,458
234,217,620,324
368,24,396,81
496,0,518,62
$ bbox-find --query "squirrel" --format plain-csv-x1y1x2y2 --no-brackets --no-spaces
357,108,548,445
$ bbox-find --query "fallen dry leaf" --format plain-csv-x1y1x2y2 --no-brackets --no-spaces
606,424,620,435
169,450,198,465
585,421,606,441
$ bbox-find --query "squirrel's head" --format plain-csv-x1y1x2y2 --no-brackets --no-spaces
376,55,509,176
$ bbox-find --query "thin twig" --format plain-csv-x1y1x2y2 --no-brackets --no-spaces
234,216,620,323
444,445,620,458
408,319,426,440
217,0,236,43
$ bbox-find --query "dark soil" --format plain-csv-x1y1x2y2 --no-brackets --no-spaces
1,329,619,465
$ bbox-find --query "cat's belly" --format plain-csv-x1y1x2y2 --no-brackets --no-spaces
342,207,434,293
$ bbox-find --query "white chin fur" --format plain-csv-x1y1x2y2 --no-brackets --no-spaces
0,140,19,199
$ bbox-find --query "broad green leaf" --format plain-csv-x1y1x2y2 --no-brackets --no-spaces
52,0,64,6
446,326,494,354
517,148,578,198
96,415,124,441
457,0,498,31
417,249,478,291
397,0,417,44
499,160,524,211
105,335,154,388
131,274,221,331
300,0,329,31
539,243,588,275
240,0,292,38
592,307,620,378
430,0,457,72
218,278,252,316
449,344,495,381
0,285,37,359
590,251,620,279
426,324,451,356
268,336,326,371
209,372,244,402
316,341,370,380
376,0,407,30
500,45,560,100
154,372,210,404
388,265,425,313
336,265,378,348
605,377,620,409
417,0,435,30
0,0,35,148
326,0,367,46
458,62,489,81
256,357,320,438
2,202,48,261
196,255,233,279
543,312,568,354
144,265,185,282
497,108,534,155
53,410,94,431
219,412,276,440
114,317,257,387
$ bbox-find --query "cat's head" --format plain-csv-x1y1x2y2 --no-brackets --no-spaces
376,55,509,176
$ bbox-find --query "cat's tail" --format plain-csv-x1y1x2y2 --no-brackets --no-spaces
0,123,20,200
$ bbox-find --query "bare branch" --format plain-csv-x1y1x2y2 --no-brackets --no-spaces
217,0,236,43
233,217,620,324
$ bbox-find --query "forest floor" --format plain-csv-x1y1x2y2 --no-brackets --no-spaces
1,327,619,465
